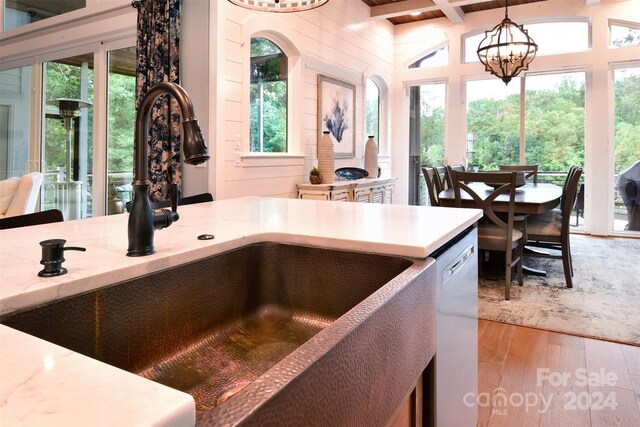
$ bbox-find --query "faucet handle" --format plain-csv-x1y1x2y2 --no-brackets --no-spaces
152,184,180,230
170,183,179,214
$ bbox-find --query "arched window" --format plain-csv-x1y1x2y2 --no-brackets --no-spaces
365,79,380,144
610,21,640,47
250,37,288,153
463,20,590,63
408,45,448,69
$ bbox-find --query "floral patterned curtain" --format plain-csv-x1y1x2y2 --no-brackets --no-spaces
132,0,181,201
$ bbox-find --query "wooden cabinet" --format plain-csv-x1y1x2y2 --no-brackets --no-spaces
297,177,397,204
387,374,424,427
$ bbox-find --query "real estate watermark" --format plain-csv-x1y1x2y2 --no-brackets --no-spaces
463,368,619,416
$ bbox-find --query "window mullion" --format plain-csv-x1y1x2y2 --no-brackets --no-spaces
520,76,526,165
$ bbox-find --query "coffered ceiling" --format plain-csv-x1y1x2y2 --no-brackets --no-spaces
361,0,553,25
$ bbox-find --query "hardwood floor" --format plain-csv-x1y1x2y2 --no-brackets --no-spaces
478,320,640,427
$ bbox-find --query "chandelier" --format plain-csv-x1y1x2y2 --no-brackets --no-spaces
476,2,537,85
227,0,329,13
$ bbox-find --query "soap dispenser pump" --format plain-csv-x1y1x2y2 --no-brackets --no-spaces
38,239,86,277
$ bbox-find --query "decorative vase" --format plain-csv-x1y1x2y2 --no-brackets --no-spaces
318,131,335,184
364,135,378,179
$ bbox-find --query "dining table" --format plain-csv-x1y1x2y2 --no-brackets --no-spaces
438,182,563,276
438,182,562,215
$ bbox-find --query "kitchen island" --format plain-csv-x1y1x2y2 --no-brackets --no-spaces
0,197,481,425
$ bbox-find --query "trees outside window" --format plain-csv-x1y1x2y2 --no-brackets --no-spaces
466,73,585,177
610,23,640,48
365,79,380,144
43,58,94,218
409,82,446,206
466,78,521,171
250,37,288,153
106,47,136,214
613,67,640,232
524,72,585,173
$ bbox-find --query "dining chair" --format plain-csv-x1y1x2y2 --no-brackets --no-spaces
435,166,448,189
126,192,214,211
0,209,64,230
149,192,214,209
443,164,465,190
525,167,583,288
421,166,443,206
447,167,524,300
499,164,539,184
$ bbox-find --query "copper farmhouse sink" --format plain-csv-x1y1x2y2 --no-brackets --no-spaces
1,242,435,426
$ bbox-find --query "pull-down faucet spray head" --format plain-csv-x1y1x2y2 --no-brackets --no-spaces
127,81,209,257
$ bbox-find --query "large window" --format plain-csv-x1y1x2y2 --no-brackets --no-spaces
524,72,585,173
466,73,585,174
106,47,136,215
409,82,446,206
612,66,640,233
466,72,586,226
464,21,589,63
0,66,32,180
1,40,136,220
466,78,521,170
610,22,640,48
249,37,288,153
42,57,94,219
408,45,448,69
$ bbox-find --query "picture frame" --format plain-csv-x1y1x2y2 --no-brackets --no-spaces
317,74,356,159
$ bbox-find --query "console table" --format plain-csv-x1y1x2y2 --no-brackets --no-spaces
297,177,397,203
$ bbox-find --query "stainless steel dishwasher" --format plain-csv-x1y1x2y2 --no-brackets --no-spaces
426,226,478,427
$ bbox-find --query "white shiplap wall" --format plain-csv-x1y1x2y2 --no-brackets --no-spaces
214,0,395,200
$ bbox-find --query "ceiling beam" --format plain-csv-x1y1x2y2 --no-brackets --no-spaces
433,0,464,23
369,0,494,23
370,0,439,20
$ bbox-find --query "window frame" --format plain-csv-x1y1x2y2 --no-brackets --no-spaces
242,31,303,161
463,68,587,170
462,17,592,64
248,36,289,154
608,19,640,48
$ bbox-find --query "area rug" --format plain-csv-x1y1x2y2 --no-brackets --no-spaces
478,234,640,346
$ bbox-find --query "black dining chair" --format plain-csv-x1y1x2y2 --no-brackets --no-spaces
0,209,64,230
525,167,582,288
126,192,213,212
448,167,524,300
421,166,443,206
499,164,539,184
443,164,465,190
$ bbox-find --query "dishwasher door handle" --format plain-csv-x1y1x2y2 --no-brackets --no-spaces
442,244,474,286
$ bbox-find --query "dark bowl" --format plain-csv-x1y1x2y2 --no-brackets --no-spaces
335,167,369,180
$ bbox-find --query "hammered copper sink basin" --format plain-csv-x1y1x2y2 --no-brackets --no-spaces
0,242,435,426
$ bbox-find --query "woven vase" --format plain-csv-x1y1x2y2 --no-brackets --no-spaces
364,135,378,179
318,131,335,184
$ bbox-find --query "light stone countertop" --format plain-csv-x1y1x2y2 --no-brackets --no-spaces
0,196,481,425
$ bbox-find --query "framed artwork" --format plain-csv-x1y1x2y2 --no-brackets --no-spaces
317,74,356,159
